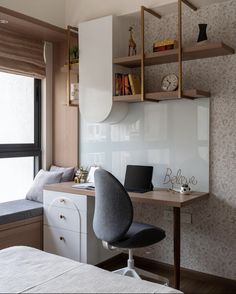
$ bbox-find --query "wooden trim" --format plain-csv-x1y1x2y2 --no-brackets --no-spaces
67,26,71,106
0,216,43,231
0,6,74,42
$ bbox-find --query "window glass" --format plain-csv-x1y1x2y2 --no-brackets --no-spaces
0,157,34,203
0,72,34,144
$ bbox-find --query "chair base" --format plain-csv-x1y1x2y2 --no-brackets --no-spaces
112,249,169,286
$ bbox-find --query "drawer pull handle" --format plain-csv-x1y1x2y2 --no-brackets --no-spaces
60,199,65,203
60,215,65,219
60,236,65,241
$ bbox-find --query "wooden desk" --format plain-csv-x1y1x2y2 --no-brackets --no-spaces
45,182,209,290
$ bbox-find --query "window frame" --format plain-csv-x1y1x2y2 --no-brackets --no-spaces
0,78,42,176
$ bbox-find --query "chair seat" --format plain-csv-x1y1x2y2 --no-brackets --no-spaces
110,222,165,249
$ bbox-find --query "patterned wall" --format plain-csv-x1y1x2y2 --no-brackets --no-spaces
132,0,236,280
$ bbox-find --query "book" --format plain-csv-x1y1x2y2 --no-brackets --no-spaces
128,74,141,95
115,73,132,96
124,74,132,95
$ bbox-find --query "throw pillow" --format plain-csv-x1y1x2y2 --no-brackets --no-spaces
26,169,63,203
50,165,75,182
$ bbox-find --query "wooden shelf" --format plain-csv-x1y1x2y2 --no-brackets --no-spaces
62,100,79,107
113,89,210,103
113,42,234,68
61,62,79,74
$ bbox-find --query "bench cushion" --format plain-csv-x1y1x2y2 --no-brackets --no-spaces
0,200,43,225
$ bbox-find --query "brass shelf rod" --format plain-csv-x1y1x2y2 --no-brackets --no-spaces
181,0,198,11
178,0,183,99
142,6,162,19
140,6,162,102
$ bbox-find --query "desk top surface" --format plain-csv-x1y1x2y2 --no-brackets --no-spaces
44,182,209,208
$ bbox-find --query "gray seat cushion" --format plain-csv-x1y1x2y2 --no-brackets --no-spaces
110,222,166,249
0,200,43,225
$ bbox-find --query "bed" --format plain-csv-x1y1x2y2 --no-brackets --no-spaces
0,246,182,293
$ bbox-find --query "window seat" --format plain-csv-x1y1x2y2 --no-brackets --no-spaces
0,200,43,250
0,200,43,225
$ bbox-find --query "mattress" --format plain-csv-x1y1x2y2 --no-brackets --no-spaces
0,246,182,293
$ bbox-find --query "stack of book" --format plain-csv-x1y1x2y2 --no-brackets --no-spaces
153,39,178,52
115,73,141,96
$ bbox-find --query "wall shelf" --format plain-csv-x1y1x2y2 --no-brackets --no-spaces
113,42,235,68
61,62,79,74
113,89,211,103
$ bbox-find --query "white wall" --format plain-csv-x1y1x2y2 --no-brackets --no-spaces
65,0,173,25
65,0,229,25
0,0,66,27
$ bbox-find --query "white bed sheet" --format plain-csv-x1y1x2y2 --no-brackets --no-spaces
0,246,182,294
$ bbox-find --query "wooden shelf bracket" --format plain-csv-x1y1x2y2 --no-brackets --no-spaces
67,25,79,106
140,6,162,102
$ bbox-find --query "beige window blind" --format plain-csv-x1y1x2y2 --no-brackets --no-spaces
0,27,45,79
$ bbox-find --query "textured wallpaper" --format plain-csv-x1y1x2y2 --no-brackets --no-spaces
80,0,236,279
132,0,236,280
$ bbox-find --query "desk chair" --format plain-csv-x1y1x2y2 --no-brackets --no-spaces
93,169,168,284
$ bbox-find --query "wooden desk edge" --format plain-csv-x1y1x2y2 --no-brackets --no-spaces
44,182,210,208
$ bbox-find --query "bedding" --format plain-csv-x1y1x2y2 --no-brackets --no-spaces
0,246,182,294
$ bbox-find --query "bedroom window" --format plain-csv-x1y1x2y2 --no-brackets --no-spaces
0,72,41,203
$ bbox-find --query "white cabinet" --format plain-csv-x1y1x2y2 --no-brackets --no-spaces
79,15,128,124
43,190,115,265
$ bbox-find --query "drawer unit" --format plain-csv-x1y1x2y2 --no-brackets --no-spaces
43,189,117,265
44,205,88,234
44,225,81,261
44,190,88,212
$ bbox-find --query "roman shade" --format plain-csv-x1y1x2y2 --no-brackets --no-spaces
0,27,45,78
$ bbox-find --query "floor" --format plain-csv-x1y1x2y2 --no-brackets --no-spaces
98,254,236,294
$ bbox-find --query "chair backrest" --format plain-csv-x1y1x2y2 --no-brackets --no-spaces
93,169,133,243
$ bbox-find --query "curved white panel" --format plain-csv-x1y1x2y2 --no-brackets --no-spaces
79,15,127,123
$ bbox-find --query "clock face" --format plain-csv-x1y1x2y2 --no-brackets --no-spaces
161,74,179,92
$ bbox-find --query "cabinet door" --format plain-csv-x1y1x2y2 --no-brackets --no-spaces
79,16,113,123
44,225,81,261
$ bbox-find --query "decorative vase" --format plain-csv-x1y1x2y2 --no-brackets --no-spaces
197,24,208,43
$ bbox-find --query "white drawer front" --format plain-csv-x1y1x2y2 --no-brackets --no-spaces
43,190,87,211
44,225,81,261
44,205,88,234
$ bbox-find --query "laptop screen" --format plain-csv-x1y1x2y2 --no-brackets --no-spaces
124,165,154,193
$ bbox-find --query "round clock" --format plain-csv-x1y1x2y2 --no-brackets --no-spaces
161,74,179,92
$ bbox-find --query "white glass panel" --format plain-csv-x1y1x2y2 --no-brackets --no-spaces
80,99,209,192
0,157,34,203
0,72,34,144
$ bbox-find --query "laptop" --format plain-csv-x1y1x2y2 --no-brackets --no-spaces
124,165,154,193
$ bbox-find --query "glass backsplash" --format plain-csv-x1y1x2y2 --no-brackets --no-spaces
80,99,209,192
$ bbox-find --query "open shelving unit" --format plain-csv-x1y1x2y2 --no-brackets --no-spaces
113,89,210,103
64,25,79,107
114,42,234,68
113,1,234,103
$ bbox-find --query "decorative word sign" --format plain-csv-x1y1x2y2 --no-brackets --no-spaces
163,168,198,189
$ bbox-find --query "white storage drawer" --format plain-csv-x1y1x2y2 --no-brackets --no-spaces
44,225,81,261
44,205,88,234
44,190,87,211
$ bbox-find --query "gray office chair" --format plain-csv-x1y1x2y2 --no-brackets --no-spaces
93,169,168,284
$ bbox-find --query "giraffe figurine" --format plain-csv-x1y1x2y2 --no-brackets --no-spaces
128,26,137,56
